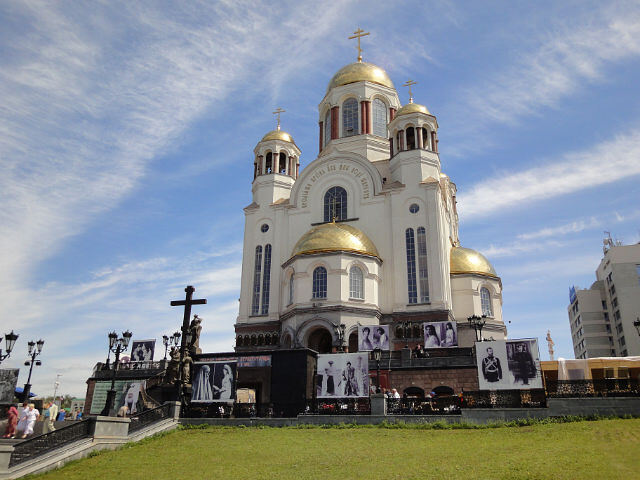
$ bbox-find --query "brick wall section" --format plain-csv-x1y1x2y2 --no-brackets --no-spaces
389,366,479,395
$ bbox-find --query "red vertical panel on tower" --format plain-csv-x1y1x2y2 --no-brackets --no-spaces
318,121,323,153
389,107,396,122
360,102,366,134
331,106,339,139
365,101,372,134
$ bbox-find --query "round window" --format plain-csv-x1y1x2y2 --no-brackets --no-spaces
409,204,420,214
260,224,269,233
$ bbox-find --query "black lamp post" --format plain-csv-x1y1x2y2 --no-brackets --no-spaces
100,330,132,416
403,321,412,349
467,315,487,342
163,331,181,360
373,347,382,393
22,338,44,401
0,330,19,364
332,323,346,352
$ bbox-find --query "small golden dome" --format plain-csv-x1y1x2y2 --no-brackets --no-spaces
396,102,430,117
450,247,497,277
326,62,394,93
261,129,296,145
292,222,380,259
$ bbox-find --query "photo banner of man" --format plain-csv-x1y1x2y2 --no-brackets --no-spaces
506,339,542,389
0,369,19,403
130,340,156,362
423,321,458,348
476,340,510,390
191,361,237,403
358,325,390,351
317,353,369,398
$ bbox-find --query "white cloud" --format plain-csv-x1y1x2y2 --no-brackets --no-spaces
458,129,640,218
517,218,601,241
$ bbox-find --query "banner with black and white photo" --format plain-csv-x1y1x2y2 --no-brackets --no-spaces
423,321,458,348
191,361,237,403
476,339,542,390
358,325,390,351
117,381,146,415
130,339,156,362
317,353,369,398
0,369,19,403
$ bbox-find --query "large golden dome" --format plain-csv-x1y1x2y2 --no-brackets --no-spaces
450,247,497,277
291,222,380,259
326,62,394,94
396,102,430,116
261,129,296,145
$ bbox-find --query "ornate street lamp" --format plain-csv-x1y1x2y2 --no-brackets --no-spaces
467,315,487,342
0,330,19,364
100,330,132,416
332,323,346,352
162,331,181,360
22,338,44,401
373,347,382,393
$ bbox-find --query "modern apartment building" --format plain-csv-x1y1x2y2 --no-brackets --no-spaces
568,242,640,359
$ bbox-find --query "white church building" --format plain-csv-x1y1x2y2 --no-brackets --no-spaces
235,52,506,354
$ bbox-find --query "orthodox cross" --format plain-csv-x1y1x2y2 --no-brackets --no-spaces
403,80,417,103
170,285,207,383
348,28,370,62
273,107,285,131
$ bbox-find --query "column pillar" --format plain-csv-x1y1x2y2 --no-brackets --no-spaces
331,106,339,139
318,121,324,153
431,132,436,152
398,130,404,150
365,101,372,134
389,138,394,158
289,156,293,177
258,155,264,175
360,102,366,134
403,129,408,151
417,126,423,149
389,107,396,122
295,161,299,178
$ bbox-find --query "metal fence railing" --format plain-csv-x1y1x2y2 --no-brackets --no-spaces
128,403,172,434
305,398,371,415
462,389,547,408
387,397,462,415
545,379,640,398
9,419,93,468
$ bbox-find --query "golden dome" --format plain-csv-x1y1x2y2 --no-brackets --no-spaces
396,102,430,117
261,129,296,145
326,62,394,93
291,222,380,259
450,247,497,277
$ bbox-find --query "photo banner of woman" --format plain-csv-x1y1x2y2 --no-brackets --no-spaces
191,361,237,403
130,340,156,362
317,353,369,398
423,321,458,348
358,325,390,351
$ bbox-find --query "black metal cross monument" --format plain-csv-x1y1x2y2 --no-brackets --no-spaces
170,285,206,403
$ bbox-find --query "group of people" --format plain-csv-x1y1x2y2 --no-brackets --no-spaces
2,401,83,439
319,357,369,397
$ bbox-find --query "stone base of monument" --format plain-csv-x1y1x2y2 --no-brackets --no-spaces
370,393,387,416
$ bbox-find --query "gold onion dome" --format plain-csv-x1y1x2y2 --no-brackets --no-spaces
326,62,394,93
261,129,296,145
292,222,380,259
396,102,430,116
450,247,497,277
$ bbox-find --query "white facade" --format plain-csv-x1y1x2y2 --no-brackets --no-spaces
235,59,506,353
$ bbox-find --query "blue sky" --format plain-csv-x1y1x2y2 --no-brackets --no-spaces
1,0,639,397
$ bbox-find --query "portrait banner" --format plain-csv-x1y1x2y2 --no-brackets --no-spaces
506,338,542,389
358,325,390,351
476,340,510,390
116,381,146,415
423,321,458,348
317,353,369,398
130,340,156,362
0,369,19,403
191,361,237,403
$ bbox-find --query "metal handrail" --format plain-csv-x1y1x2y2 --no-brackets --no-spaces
127,403,171,434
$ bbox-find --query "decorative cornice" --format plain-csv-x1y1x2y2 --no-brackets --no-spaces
280,304,381,322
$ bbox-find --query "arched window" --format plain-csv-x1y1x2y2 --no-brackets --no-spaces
349,266,364,299
342,98,358,137
261,244,272,315
313,266,327,299
417,227,429,303
251,246,263,315
406,127,416,150
372,98,387,137
481,287,493,316
405,228,417,304
288,272,294,305
236,335,243,346
422,127,430,150
324,110,331,146
279,152,287,174
324,186,347,222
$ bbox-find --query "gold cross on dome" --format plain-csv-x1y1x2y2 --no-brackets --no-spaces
348,28,370,62
273,107,285,130
402,80,417,103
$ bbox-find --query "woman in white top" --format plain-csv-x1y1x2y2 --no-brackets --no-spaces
19,404,39,438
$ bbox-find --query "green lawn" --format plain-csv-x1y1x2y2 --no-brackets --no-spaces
30,419,640,480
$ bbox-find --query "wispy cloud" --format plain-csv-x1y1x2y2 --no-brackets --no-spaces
517,217,601,241
458,128,640,218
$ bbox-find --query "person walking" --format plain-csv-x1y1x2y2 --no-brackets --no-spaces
43,401,58,434
2,405,19,438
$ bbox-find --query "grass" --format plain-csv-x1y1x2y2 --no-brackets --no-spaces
28,418,640,480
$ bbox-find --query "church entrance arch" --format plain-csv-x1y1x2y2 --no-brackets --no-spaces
307,327,333,354
348,332,358,352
